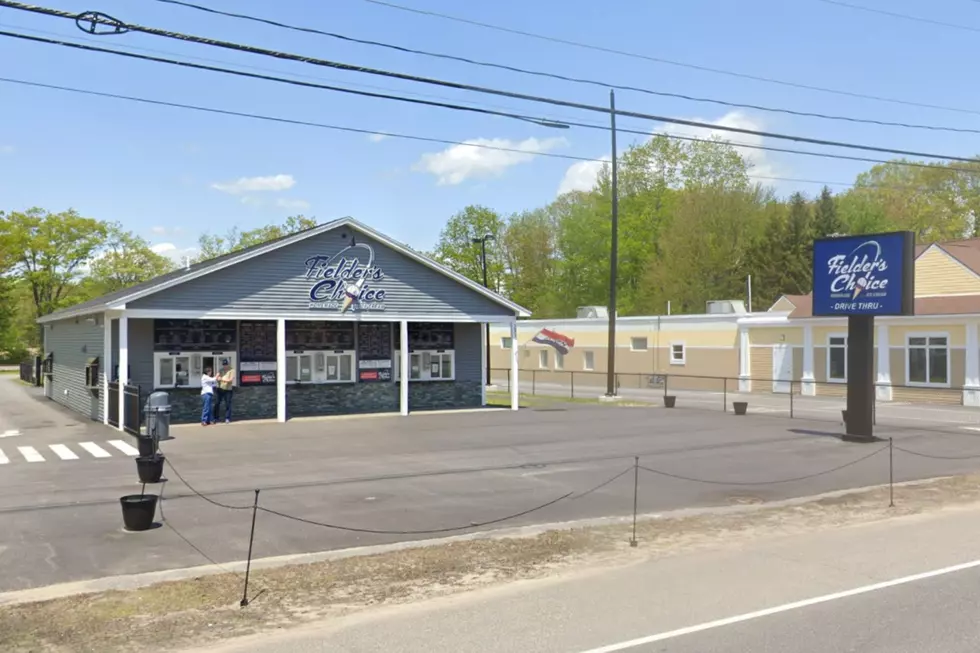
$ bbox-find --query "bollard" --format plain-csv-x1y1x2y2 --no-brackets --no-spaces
630,456,639,548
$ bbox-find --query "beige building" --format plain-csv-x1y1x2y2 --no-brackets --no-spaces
491,237,980,405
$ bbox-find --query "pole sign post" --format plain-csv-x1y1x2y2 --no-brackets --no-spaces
811,231,915,442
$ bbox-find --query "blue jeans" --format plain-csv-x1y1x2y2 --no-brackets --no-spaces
215,388,233,422
201,393,214,424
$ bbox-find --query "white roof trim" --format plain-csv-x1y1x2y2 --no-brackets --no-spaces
921,242,980,285
89,217,528,318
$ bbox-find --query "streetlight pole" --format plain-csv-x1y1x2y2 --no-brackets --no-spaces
605,89,619,398
473,234,495,386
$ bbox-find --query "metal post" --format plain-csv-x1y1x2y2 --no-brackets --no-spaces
664,374,669,399
240,489,260,608
630,456,639,548
605,89,619,398
481,238,491,386
571,372,575,399
790,381,794,419
532,370,536,396
888,437,894,508
723,377,727,412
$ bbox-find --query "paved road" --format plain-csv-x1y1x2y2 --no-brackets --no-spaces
492,375,980,434
7,375,980,592
196,503,980,653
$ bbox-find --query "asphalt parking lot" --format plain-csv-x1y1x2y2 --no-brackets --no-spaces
6,375,980,593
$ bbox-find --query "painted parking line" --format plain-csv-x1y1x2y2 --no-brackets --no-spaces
0,430,20,438
48,444,79,461
107,440,140,456
0,448,7,465
17,446,44,463
78,441,111,458
576,558,980,652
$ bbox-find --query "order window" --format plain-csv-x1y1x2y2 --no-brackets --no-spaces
285,350,354,384
393,350,455,381
154,351,236,388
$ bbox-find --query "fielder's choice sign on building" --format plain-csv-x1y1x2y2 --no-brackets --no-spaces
811,231,915,316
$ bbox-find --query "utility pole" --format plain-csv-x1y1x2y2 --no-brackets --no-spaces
472,234,495,386
605,89,619,397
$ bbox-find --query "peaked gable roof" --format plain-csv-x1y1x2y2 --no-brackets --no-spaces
39,217,530,323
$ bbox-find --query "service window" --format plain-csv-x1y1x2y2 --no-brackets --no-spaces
286,350,353,383
394,350,455,381
154,351,235,388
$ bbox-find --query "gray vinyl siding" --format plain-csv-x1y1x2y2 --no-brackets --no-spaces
128,319,155,391
44,316,104,421
128,229,513,318
453,323,482,382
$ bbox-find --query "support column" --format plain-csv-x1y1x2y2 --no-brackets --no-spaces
117,315,128,432
801,324,815,396
480,322,487,407
738,327,751,393
103,313,112,425
845,315,875,442
510,321,519,410
276,318,286,422
876,323,893,402
400,320,409,416
965,321,980,406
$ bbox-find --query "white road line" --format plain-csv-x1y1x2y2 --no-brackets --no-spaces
576,558,980,652
107,439,139,456
48,444,79,461
78,442,111,458
0,448,7,465
0,429,20,438
17,446,44,463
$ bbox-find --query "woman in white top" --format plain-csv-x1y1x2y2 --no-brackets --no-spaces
201,367,217,426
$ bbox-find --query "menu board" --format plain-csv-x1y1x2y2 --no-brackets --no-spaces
153,319,236,352
240,321,277,362
240,361,277,386
394,323,455,352
287,321,355,350
357,323,392,383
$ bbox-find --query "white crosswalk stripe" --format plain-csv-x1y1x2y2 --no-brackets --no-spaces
107,439,140,456
78,441,111,458
0,448,8,465
49,444,79,461
18,446,44,463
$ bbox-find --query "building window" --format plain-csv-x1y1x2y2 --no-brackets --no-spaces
583,351,595,371
393,350,455,381
555,351,565,370
907,335,949,386
670,343,686,365
285,351,355,384
828,335,847,382
539,349,549,369
630,337,648,351
154,351,236,388
500,337,513,349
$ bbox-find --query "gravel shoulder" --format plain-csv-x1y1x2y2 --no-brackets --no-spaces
5,473,980,653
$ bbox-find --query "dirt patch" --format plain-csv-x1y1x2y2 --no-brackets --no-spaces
5,474,980,653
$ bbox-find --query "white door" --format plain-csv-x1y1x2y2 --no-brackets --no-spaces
772,344,792,393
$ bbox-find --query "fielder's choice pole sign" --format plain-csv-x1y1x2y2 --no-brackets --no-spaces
811,231,915,317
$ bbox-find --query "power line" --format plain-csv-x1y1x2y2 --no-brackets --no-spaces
815,0,980,33
5,28,980,176
356,0,980,118
1,74,966,193
3,2,980,166
153,0,980,136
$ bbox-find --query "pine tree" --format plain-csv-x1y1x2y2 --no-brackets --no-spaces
813,186,840,237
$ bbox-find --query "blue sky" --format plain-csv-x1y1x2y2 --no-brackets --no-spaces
2,0,980,260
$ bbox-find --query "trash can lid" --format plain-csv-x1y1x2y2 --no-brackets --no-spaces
146,390,170,409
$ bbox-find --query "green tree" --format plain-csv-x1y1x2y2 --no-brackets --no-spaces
502,208,561,316
196,215,317,261
0,208,110,328
812,186,840,237
86,229,176,295
431,205,507,292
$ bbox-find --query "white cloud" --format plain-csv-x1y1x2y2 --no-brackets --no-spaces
414,136,568,185
557,156,610,195
151,242,199,265
368,133,388,143
150,226,168,235
211,174,296,195
276,198,311,211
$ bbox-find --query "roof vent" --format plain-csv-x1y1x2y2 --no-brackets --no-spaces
705,300,747,315
576,306,608,319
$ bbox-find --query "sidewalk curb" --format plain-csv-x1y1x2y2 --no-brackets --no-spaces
0,475,952,608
